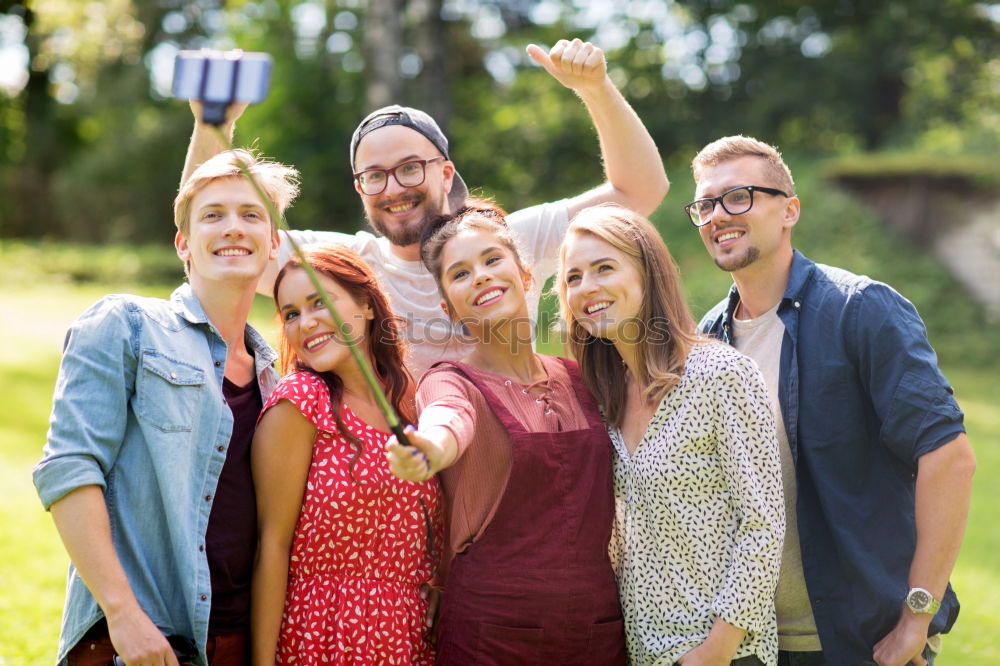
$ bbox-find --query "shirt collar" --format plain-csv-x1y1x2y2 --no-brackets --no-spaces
169,282,278,370
721,249,816,326
170,282,210,325
782,249,816,303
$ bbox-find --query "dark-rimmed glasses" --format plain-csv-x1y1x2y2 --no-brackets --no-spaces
684,185,789,227
354,157,445,195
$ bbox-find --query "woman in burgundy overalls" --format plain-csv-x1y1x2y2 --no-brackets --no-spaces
386,200,626,665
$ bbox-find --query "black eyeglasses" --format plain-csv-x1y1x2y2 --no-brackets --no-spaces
354,157,445,195
684,185,790,227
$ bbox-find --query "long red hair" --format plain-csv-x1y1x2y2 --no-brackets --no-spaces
273,244,416,469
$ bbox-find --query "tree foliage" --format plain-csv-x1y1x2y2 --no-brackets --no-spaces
0,0,996,241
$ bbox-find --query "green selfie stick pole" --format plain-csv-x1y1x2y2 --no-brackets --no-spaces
209,125,412,447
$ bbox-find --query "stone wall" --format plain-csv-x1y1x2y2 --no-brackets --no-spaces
833,174,1000,321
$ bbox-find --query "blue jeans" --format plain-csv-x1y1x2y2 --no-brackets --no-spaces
778,645,936,666
675,658,763,666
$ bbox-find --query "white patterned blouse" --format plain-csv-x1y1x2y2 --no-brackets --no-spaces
608,342,785,666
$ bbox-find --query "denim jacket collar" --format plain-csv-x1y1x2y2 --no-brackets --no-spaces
169,283,278,381
171,282,211,325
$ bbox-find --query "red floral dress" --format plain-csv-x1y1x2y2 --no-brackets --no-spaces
261,372,442,665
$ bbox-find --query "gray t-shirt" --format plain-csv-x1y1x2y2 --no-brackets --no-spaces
733,302,822,653
279,200,569,377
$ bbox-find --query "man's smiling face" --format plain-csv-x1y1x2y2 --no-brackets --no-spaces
175,176,279,286
695,156,798,275
353,124,455,249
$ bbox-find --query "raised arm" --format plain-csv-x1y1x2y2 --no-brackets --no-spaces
526,39,668,218
250,399,316,666
179,100,248,187
51,488,179,665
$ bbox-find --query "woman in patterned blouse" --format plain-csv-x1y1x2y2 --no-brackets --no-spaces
558,204,785,666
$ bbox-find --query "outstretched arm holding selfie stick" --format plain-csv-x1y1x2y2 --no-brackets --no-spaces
180,101,247,187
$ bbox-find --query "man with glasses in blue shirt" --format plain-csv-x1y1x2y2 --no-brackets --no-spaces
690,136,975,666
34,150,299,666
183,38,668,375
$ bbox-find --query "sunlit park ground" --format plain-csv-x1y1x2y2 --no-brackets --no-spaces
2,192,998,663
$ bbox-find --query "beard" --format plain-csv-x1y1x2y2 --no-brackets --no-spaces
715,245,760,272
365,191,446,247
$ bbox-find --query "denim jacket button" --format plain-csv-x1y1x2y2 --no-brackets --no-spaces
170,372,177,379
217,445,225,452
200,594,207,601
204,494,211,502
214,360,222,367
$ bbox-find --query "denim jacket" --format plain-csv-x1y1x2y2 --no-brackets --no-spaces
699,250,965,665
33,283,278,666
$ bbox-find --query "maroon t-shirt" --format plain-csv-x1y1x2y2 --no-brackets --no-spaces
206,373,262,634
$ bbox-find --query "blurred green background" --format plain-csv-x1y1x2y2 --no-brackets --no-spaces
1,0,998,663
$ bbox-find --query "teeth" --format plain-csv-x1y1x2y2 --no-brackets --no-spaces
305,333,334,350
717,231,743,243
587,301,610,314
387,202,417,213
216,248,250,256
476,289,502,305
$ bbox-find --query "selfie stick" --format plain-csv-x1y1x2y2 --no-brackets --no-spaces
205,124,413,448
212,125,438,564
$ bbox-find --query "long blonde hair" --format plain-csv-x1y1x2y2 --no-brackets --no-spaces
557,204,700,428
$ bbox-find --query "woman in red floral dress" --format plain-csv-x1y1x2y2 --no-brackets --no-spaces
251,244,442,665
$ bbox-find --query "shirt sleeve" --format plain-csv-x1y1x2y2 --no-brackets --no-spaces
710,350,786,634
849,283,965,462
261,371,336,433
506,199,570,284
33,296,138,510
277,228,369,270
415,367,480,460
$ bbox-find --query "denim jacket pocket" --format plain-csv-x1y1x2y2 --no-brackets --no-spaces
136,350,206,432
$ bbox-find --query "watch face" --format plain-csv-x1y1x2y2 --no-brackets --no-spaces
909,589,931,610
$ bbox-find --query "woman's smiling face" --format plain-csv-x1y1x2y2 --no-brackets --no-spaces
561,231,644,341
277,267,373,374
437,227,533,331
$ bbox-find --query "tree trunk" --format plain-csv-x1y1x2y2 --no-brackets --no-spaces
409,0,450,127
364,0,404,110
7,4,58,238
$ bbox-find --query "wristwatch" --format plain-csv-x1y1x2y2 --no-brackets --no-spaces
905,587,941,615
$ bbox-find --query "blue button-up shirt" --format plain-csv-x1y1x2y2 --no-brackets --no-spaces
699,250,964,666
33,283,278,666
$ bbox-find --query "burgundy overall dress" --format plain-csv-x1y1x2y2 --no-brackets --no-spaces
433,358,626,666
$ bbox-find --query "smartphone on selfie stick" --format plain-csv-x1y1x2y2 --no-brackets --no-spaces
172,49,272,125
